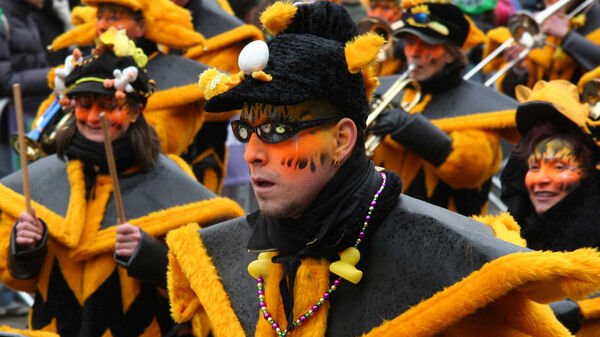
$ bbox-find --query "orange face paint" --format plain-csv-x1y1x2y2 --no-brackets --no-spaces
242,102,339,218
96,8,144,39
74,93,133,142
525,138,586,214
403,34,454,81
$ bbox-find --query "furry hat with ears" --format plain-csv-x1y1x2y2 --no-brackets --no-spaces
199,1,384,130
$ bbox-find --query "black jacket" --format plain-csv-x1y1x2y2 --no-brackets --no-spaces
0,0,52,97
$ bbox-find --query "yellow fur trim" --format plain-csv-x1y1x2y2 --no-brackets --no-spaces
0,326,58,337
362,66,380,103
431,109,516,133
144,104,205,156
345,33,386,74
251,71,272,82
53,0,206,50
255,259,331,337
166,154,197,179
579,296,600,320
198,69,242,101
186,25,264,60
482,26,512,74
72,197,244,260
462,15,485,51
50,21,96,51
364,249,600,336
145,83,205,111
472,213,527,247
167,223,246,335
71,5,97,25
260,2,298,36
515,80,590,130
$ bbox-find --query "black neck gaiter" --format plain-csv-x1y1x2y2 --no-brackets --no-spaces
419,61,465,95
64,129,136,198
247,155,402,329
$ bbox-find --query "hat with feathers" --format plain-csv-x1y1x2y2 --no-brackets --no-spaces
199,1,384,129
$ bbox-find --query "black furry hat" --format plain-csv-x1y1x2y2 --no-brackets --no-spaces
200,1,384,130
395,0,483,50
64,52,154,106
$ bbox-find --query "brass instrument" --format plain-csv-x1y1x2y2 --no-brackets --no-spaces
365,64,420,157
464,0,595,85
9,98,70,161
357,16,404,63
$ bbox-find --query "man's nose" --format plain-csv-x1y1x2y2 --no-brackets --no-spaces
244,133,268,166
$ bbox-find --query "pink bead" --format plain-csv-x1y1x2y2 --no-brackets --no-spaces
257,277,263,283
264,313,270,319
299,316,306,322
259,302,265,307
258,290,264,295
334,279,341,286
323,293,330,299
312,305,319,311
272,323,279,329
359,232,365,238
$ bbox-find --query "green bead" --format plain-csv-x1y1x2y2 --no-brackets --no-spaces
317,301,322,306
305,313,310,318
368,211,372,215
328,289,333,294
293,322,298,327
258,286,263,290
353,244,359,248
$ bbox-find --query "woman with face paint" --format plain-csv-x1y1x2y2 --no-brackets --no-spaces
0,33,243,337
369,0,519,217
477,80,600,334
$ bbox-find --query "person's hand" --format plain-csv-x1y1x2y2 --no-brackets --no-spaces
368,107,410,137
115,224,141,258
503,44,528,73
542,12,569,39
15,209,44,250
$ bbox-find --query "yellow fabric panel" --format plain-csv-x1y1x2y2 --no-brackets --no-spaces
362,249,600,337
82,254,117,302
167,223,246,336
255,260,331,337
433,129,501,189
144,103,206,156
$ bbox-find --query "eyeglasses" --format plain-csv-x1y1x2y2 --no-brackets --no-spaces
73,93,127,111
402,11,430,24
231,117,341,144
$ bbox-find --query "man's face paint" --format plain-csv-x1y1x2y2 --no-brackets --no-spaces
525,138,587,214
242,101,339,218
74,93,134,143
403,34,455,81
96,7,145,40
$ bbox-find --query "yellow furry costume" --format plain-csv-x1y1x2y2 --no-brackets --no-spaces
0,155,244,336
35,0,262,192
482,1,600,96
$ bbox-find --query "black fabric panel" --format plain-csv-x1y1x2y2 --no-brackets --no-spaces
145,54,209,91
200,195,521,336
1,155,70,217
101,154,216,229
187,0,245,39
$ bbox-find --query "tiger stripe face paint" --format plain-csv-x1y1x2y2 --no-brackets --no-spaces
242,101,339,218
525,138,587,214
74,93,135,143
403,34,455,82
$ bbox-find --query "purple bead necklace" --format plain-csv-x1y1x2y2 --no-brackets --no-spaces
255,172,387,336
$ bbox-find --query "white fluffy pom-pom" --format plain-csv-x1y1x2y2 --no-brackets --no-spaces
238,40,269,75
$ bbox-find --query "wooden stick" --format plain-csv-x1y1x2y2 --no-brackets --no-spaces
99,112,126,224
13,84,32,215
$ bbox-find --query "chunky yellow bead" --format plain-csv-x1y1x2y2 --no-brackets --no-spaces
248,252,278,279
329,247,363,284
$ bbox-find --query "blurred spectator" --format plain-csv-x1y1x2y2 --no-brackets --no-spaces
32,0,81,66
0,0,52,99
227,0,272,27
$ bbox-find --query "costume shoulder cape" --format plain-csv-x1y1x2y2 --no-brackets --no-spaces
167,194,600,336
0,154,243,256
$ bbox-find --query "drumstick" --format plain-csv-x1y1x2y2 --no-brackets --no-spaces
99,112,126,224
13,84,32,215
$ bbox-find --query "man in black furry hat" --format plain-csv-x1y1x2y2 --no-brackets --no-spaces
165,1,600,336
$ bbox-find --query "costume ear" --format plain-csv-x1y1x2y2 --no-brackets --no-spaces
345,33,385,74
260,2,298,36
515,85,533,103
